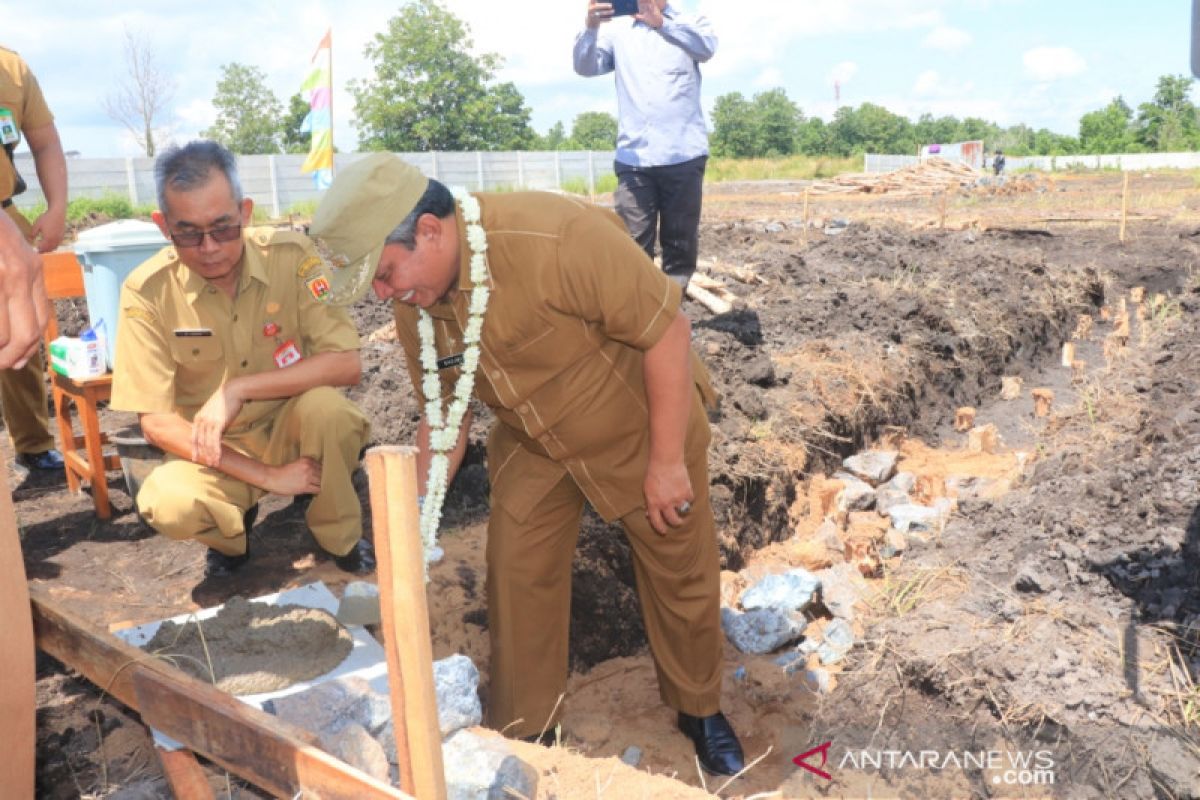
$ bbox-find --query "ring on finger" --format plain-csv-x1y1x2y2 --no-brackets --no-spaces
676,500,692,516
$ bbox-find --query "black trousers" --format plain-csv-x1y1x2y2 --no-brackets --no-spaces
613,155,707,288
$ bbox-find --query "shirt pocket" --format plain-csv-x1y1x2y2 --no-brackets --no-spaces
168,336,225,406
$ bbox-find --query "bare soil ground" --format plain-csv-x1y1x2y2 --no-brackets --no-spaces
20,171,1200,798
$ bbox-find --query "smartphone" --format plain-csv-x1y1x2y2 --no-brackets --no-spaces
611,0,639,16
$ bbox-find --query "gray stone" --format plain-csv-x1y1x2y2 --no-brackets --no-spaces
265,676,384,741
842,451,899,485
884,471,917,493
815,563,873,621
887,503,943,533
739,569,821,613
875,486,910,514
721,606,806,654
813,519,843,551
816,619,856,665
442,729,538,800
434,654,483,737
801,668,833,693
832,472,876,512
621,746,643,767
323,721,391,783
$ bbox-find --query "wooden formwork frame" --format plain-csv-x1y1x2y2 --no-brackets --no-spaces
32,446,444,800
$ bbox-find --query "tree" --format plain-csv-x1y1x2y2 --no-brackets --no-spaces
569,112,618,150
202,63,284,154
710,92,755,157
827,103,914,155
350,0,535,151
1135,75,1199,151
281,93,313,154
103,29,174,157
538,121,568,150
1079,97,1137,153
752,89,803,157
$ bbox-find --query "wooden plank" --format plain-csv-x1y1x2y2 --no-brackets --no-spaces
133,668,406,800
30,587,411,800
365,446,448,800
156,747,216,800
0,468,35,799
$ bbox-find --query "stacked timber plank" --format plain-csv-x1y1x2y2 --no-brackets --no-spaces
810,159,981,197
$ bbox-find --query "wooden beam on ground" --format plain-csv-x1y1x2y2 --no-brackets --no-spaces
685,282,733,315
30,586,411,800
365,446,448,800
156,747,216,800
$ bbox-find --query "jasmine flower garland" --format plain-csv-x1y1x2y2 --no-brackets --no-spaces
417,187,490,567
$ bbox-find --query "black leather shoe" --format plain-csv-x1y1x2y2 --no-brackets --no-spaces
333,538,376,574
17,449,64,471
204,547,249,578
202,505,258,579
677,711,745,776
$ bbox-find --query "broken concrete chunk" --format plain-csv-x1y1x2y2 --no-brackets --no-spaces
740,568,822,613
885,471,917,494
442,729,538,800
721,606,807,654
265,676,384,742
815,563,873,621
434,654,483,737
832,472,877,512
842,451,899,485
817,619,856,665
323,722,391,783
875,486,910,515
887,503,944,533
801,668,833,693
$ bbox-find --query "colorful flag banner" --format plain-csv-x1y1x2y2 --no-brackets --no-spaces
300,28,333,189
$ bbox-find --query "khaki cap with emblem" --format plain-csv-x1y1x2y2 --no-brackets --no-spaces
309,153,429,305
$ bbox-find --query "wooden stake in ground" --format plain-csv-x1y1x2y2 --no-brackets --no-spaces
938,191,947,229
954,406,976,432
1000,376,1023,401
802,187,810,248
1130,286,1145,304
1072,314,1093,341
365,446,447,800
1119,172,1129,243
1031,388,1055,418
1061,342,1075,367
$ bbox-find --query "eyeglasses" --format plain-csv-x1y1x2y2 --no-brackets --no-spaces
169,223,243,248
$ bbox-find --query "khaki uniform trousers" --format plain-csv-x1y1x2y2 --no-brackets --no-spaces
1,205,54,455
486,443,723,738
137,387,369,557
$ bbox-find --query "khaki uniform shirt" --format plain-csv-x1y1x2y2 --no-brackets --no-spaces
0,47,53,201
112,228,360,436
394,192,715,524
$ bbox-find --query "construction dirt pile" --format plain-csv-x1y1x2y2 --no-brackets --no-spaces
20,179,1200,798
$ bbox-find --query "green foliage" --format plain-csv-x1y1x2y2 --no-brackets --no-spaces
27,194,156,224
1080,97,1138,153
281,93,313,155
705,155,860,182
569,112,618,150
752,89,803,157
350,0,535,151
537,121,568,150
560,174,619,195
710,92,755,157
203,63,284,154
1135,74,1200,151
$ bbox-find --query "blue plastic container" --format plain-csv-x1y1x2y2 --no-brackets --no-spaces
73,220,167,367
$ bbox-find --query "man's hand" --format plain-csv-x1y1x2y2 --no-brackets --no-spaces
586,1,613,28
264,456,322,496
643,456,693,535
191,382,245,467
636,0,664,29
29,210,65,254
0,214,48,369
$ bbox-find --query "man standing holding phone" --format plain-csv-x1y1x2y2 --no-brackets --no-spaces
573,0,717,290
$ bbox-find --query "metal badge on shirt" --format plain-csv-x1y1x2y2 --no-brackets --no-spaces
438,353,464,370
0,109,18,145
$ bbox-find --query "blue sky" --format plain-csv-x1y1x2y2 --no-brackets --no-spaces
1,0,1192,157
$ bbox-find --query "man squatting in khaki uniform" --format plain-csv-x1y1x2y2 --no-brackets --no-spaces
111,141,375,580
0,46,68,471
311,154,746,776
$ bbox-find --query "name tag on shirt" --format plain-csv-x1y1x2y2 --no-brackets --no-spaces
437,353,464,370
173,328,213,337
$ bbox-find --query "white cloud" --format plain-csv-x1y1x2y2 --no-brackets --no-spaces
828,61,859,87
753,67,785,89
1023,46,1087,82
922,25,972,51
913,70,942,96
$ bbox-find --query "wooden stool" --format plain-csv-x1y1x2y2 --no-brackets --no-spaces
43,252,121,519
